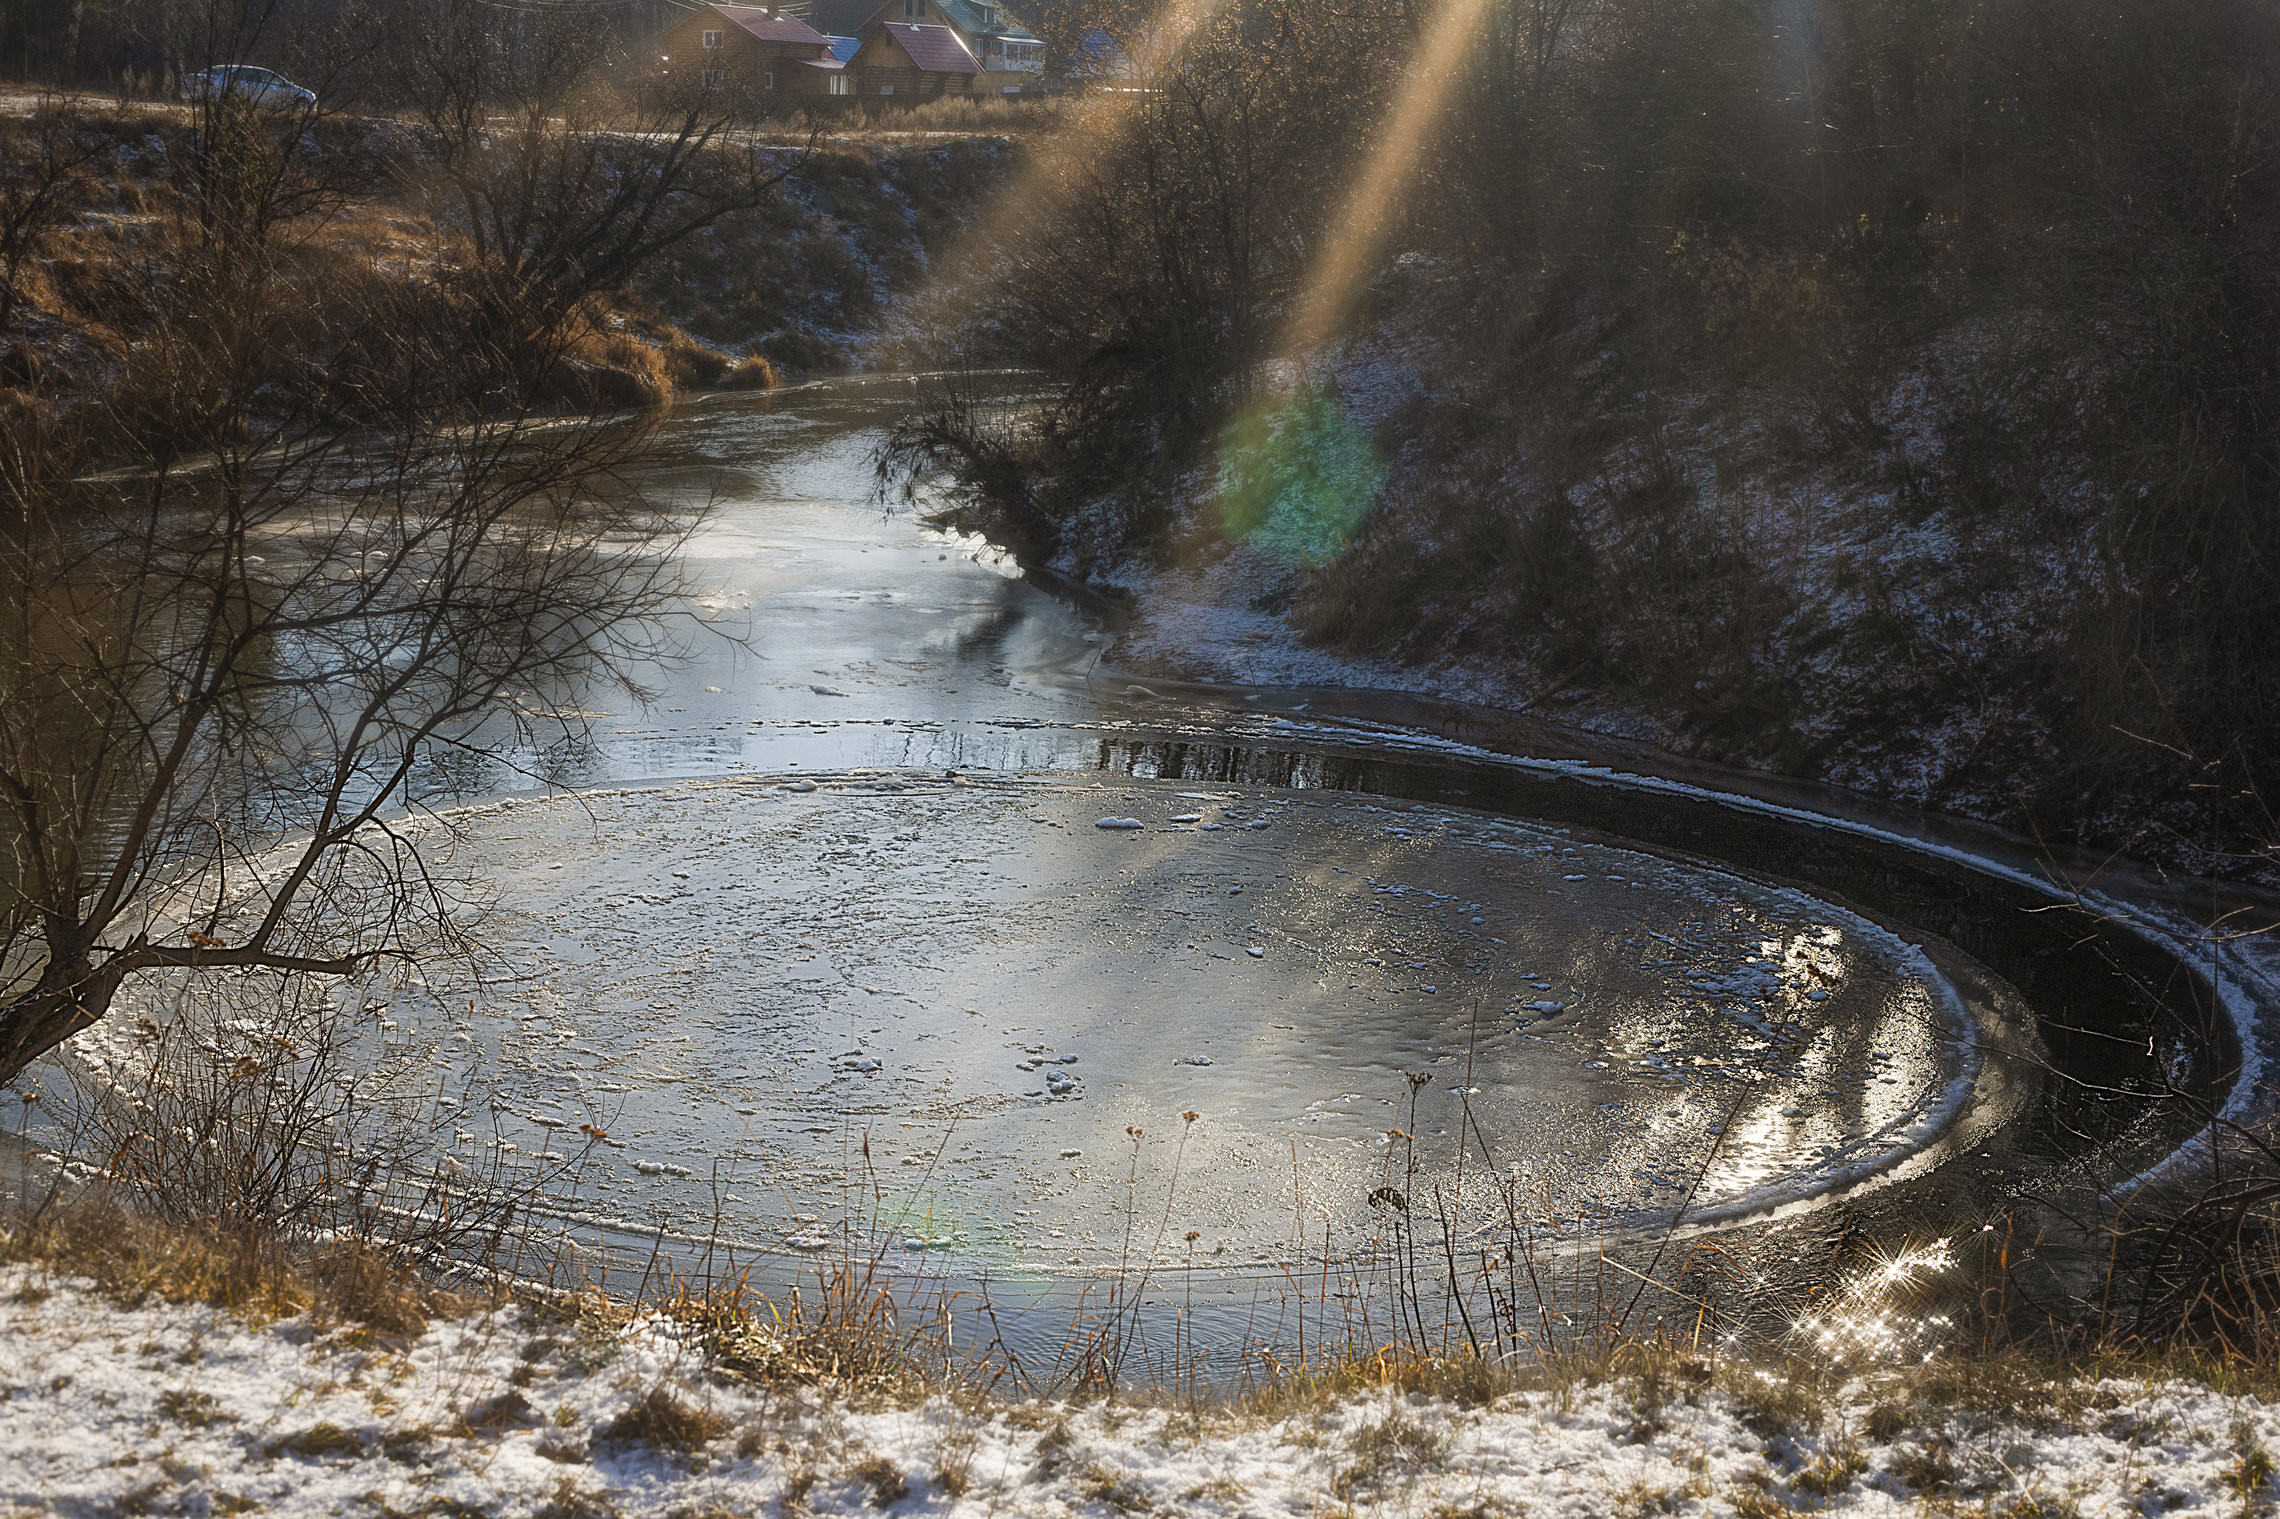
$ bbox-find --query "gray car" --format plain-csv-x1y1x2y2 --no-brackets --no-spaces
182,65,316,110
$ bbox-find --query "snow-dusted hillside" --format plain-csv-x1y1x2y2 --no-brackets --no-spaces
8,1261,2278,1517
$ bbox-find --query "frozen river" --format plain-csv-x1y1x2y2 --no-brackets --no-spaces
63,375,2231,1366
365,772,1994,1268
316,378,2048,1300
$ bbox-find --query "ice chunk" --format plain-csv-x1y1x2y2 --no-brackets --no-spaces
1095,817,1145,830
1175,1055,1213,1066
809,684,849,697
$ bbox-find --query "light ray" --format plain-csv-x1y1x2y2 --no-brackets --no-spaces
1282,0,1500,359
918,0,1241,320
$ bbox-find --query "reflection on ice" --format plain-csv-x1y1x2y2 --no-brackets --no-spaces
220,771,1994,1278
1793,1238,1964,1366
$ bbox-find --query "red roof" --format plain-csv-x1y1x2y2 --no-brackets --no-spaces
881,21,980,73
711,3,831,47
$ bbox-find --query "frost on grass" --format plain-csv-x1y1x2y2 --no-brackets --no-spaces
7,1262,2280,1516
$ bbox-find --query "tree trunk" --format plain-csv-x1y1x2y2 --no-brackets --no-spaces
0,970,118,1088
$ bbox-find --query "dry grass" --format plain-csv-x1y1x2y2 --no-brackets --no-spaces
0,1194,305,1319
848,1454,910,1506
6,104,781,442
1233,1342,1529,1422
1870,1351,2117,1430
723,353,777,389
550,322,675,410
1329,1408,1446,1501
0,1188,467,1335
592,1387,729,1453
1720,1357,1828,1438
309,1239,461,1338
797,93,1063,138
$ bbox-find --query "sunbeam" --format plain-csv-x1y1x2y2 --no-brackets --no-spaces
1282,0,1499,359
915,0,1242,322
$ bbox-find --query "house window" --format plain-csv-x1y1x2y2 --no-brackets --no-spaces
902,0,920,17
701,67,724,88
762,70,775,88
828,73,850,94
701,28,722,46
878,82,894,93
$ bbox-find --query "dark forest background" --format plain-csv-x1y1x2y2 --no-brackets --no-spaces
892,0,2280,875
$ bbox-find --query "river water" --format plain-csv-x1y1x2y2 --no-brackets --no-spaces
55,376,2242,1370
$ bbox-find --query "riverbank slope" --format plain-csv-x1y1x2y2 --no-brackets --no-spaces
0,96,1010,439
7,1253,2277,1518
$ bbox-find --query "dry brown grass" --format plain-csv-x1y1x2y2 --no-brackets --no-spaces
552,323,675,410
1329,1408,1447,1501
723,353,777,390
1,1194,305,1318
542,313,775,409
1234,1345,1516,1423
592,1386,730,1453
309,1239,463,1338
849,1454,910,1506
5,105,782,439
794,92,1063,139
1719,1356,1829,1438
0,1188,470,1334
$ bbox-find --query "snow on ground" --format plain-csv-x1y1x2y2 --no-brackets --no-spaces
1099,540,1545,712
6,1262,2278,1517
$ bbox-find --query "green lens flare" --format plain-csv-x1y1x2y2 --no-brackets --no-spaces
1217,389,1383,565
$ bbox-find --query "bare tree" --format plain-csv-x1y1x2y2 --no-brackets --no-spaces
0,289,693,1086
387,0,810,373
0,12,796,1087
884,0,1378,566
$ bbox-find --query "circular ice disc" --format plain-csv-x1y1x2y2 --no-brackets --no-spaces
326,773,1985,1274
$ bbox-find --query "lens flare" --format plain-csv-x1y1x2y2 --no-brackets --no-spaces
1216,384,1384,564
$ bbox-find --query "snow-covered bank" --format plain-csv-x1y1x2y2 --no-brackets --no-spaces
8,1261,2279,1517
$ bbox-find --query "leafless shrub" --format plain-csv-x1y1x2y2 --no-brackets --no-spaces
0,93,115,337
0,0,810,1092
